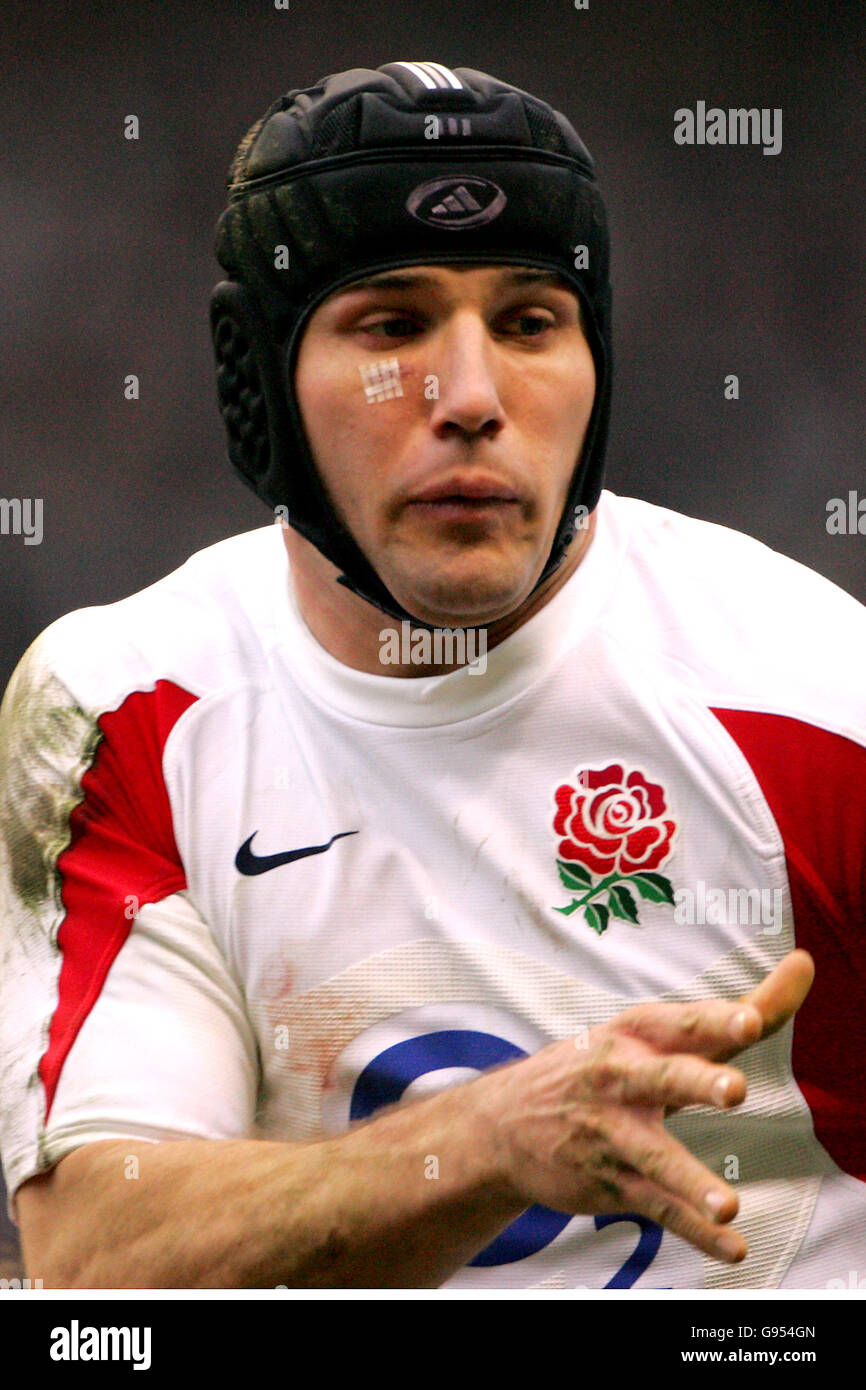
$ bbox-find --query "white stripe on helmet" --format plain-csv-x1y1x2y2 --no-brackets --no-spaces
392,60,439,90
418,61,464,90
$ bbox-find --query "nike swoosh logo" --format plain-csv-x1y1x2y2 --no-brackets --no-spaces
235,829,359,876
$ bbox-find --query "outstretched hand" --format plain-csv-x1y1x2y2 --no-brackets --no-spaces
471,949,815,1265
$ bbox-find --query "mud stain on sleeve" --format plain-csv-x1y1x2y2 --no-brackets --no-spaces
0,653,100,919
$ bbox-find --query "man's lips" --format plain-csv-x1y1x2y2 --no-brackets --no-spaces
406,475,520,505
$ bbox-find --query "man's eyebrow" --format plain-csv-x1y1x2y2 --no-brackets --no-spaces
501,270,572,288
332,268,572,297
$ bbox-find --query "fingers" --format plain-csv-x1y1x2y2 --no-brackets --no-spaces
738,949,815,1039
606,951,815,1263
615,997,763,1059
589,1053,747,1112
595,1115,746,1263
614,950,815,1063
612,1170,747,1265
709,949,815,1063
603,1111,739,1225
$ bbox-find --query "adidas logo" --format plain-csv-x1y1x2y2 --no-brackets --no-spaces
430,184,483,216
406,175,507,229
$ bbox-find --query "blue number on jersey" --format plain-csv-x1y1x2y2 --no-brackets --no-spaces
350,1027,662,1280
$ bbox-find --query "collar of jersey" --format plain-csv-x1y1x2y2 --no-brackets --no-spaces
270,490,626,728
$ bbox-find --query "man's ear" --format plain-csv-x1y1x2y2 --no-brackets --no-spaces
210,280,294,508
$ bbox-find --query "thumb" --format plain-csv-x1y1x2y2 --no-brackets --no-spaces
738,949,815,1042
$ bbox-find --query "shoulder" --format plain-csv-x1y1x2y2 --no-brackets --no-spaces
0,525,289,934
606,491,863,620
2,523,287,720
599,492,866,738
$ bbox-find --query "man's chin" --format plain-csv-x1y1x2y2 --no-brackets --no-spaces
381,563,539,630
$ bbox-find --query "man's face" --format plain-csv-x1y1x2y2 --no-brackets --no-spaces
293,264,596,628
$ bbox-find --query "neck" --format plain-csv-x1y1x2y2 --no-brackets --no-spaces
282,510,598,677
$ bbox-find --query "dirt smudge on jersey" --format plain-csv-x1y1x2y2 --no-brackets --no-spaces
0,643,99,915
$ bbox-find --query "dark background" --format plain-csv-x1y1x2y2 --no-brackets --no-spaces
0,0,863,1279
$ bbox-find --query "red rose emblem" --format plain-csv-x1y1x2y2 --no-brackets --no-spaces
553,763,676,877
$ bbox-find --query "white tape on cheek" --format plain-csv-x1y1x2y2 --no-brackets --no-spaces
358,357,404,402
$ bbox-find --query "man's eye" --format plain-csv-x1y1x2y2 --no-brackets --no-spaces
360,316,420,338
505,313,555,336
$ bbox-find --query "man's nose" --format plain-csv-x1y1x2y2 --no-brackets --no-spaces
426,312,507,440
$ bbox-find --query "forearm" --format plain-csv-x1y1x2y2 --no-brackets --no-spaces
29,1083,525,1289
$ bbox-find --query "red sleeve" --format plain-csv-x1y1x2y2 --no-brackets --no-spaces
42,681,198,1118
711,708,866,1180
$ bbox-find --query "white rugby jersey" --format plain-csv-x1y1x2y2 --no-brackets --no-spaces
1,490,865,1290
